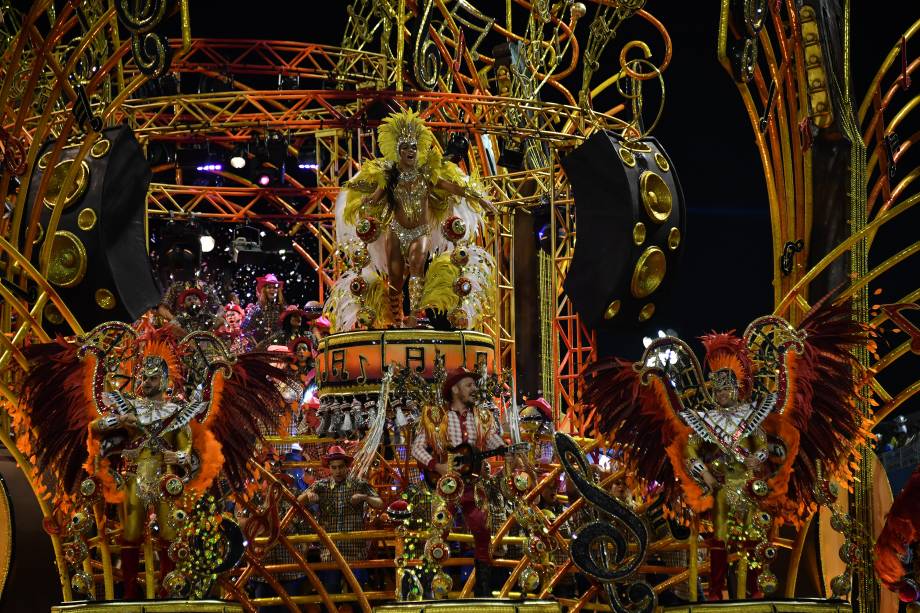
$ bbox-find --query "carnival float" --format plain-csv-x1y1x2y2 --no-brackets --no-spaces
0,2,918,613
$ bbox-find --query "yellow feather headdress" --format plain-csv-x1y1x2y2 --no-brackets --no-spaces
378,109,434,162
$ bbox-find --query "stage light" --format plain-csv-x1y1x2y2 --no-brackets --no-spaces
231,230,269,265
266,131,287,167
158,222,202,282
297,138,317,170
278,74,300,90
230,144,247,169
498,138,524,170
199,230,215,253
147,142,173,166
257,170,273,186
444,131,470,163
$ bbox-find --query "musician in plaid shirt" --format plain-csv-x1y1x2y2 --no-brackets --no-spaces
301,445,383,596
411,367,507,596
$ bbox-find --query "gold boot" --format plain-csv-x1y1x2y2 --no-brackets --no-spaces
407,276,424,327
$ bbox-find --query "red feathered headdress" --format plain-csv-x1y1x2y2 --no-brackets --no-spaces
700,331,754,400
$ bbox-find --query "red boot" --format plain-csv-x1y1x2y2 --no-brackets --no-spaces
708,542,728,601
121,545,140,600
747,567,764,599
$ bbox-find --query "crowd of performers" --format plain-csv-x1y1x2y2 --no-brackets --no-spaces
9,107,918,610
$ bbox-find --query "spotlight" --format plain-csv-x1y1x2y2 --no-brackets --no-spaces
536,222,565,253
195,147,223,173
146,142,174,166
230,144,247,169
257,169,274,186
199,230,215,253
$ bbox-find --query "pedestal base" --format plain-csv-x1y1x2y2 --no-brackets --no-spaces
374,599,560,613
51,600,242,613
662,599,851,613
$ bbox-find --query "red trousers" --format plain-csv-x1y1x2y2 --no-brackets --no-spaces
460,485,491,561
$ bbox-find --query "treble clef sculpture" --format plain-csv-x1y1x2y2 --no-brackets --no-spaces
554,432,655,613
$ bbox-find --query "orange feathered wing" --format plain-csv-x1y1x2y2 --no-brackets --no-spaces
585,358,711,513
765,298,874,520
198,352,294,490
19,339,99,495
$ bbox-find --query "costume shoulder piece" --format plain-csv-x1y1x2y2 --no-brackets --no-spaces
342,158,391,225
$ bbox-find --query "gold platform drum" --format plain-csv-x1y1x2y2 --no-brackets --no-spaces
317,329,496,396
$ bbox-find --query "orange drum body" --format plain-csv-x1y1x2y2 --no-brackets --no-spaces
316,329,496,395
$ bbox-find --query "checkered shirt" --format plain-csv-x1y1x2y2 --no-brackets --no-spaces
411,408,505,467
252,498,309,583
311,477,378,561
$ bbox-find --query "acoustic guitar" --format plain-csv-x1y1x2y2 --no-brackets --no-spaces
420,442,529,488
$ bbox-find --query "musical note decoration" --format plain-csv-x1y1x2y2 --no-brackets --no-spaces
554,432,656,613
115,0,173,78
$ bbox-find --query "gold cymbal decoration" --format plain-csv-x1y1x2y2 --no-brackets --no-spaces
604,299,621,320
77,208,97,231
48,231,87,288
90,138,111,158
638,303,656,321
633,222,646,246
668,227,681,250
37,151,52,169
654,152,670,172
43,159,90,210
94,288,116,310
630,246,666,298
640,171,672,222
618,147,636,167
43,303,65,325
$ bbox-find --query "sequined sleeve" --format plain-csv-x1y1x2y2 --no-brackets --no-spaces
342,158,390,225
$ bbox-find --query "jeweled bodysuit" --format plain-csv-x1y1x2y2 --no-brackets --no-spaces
390,167,429,256
95,392,201,542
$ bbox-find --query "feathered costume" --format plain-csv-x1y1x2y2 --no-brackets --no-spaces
326,109,496,331
875,464,920,604
585,297,873,598
17,322,293,501
586,298,872,522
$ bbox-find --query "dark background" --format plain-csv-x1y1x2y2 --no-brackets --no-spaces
173,2,917,410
